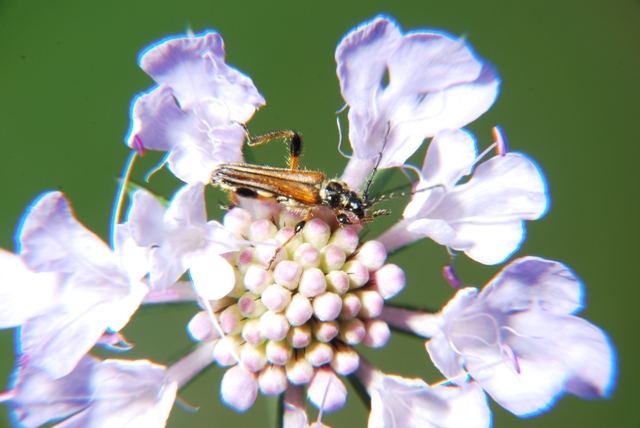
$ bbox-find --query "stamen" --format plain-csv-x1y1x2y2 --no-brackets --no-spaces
492,125,508,156
143,152,170,182
175,395,200,412
110,150,138,249
335,116,351,160
442,265,461,288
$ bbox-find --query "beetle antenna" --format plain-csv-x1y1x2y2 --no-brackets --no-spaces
362,121,391,204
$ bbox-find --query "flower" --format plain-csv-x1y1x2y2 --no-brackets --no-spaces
382,257,617,417
0,354,177,428
125,183,239,299
356,357,491,428
336,16,500,189
0,192,148,379
125,30,265,184
378,128,548,264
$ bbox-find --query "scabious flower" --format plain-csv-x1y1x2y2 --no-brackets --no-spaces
336,16,500,189
378,128,548,265
125,30,265,184
0,192,148,380
0,14,616,428
381,256,617,417
125,183,240,299
0,354,177,428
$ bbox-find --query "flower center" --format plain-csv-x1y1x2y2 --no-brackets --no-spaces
210,203,405,400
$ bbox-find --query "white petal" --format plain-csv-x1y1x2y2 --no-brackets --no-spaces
369,374,490,428
470,310,616,416
188,253,235,300
421,129,477,186
0,249,62,328
140,31,264,122
125,85,187,151
127,189,167,247
18,192,120,283
5,354,99,427
113,224,149,281
56,359,177,428
336,17,402,107
480,257,583,315
387,33,482,93
165,183,207,226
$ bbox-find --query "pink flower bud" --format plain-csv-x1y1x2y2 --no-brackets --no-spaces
305,340,334,366
220,304,244,335
285,294,313,326
243,265,273,294
320,244,346,272
238,292,266,318
330,345,360,375
312,292,342,321
187,311,220,342
274,260,302,290
326,270,350,295
223,208,253,238
299,268,327,297
362,319,391,348
255,239,286,266
308,366,347,412
266,340,293,365
312,320,339,342
355,240,387,271
344,260,369,289
286,356,314,385
301,218,331,249
248,219,277,242
240,343,267,372
328,227,359,255
259,364,288,395
339,318,366,345
339,293,361,320
287,324,312,348
369,263,406,299
261,284,292,312
242,318,265,347
354,290,384,318
259,311,290,342
294,243,321,269
221,365,258,412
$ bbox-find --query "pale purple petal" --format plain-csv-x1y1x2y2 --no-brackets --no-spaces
0,249,62,328
2,354,97,427
18,192,120,283
126,31,264,184
164,183,207,226
336,16,402,108
422,129,477,187
402,130,548,264
369,377,490,428
56,359,177,428
125,85,187,151
337,17,499,188
14,192,148,378
139,31,264,122
187,253,236,300
113,224,149,282
427,257,617,417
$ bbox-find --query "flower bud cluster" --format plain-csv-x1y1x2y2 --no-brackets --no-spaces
189,205,405,411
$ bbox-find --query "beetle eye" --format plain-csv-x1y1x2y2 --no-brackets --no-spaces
337,213,351,225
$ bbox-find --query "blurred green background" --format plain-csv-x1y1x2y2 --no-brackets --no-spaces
1,0,638,427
